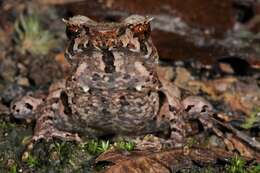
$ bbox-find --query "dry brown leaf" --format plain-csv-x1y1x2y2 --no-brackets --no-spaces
55,52,71,73
187,80,217,97
174,67,192,90
187,77,259,115
201,115,260,161
223,93,251,115
38,0,85,5
227,134,258,159
96,148,233,173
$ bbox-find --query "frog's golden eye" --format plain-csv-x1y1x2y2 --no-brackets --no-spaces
132,24,151,39
68,25,80,33
133,24,145,33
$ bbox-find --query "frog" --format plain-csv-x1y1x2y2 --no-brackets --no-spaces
11,15,188,146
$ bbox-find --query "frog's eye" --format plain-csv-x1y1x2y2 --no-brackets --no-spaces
132,23,151,39
123,15,152,39
63,16,95,40
66,25,81,39
133,24,145,33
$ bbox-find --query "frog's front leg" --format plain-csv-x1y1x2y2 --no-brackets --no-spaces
10,80,66,122
31,99,81,143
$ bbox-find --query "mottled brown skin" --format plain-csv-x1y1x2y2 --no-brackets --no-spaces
11,15,187,143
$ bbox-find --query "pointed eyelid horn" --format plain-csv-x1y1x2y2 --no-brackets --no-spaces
145,16,154,23
123,15,154,25
62,15,97,26
62,18,69,24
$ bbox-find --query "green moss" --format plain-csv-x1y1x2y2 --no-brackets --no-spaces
242,108,260,129
225,156,260,173
21,140,93,172
203,167,215,173
83,139,111,155
14,13,57,55
0,121,15,130
114,140,135,152
81,139,135,155
226,156,246,173
24,154,39,168
185,137,198,147
48,141,72,164
9,163,17,173
248,164,260,173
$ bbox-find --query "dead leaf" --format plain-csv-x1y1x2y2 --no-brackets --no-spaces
55,52,71,73
188,77,259,115
96,148,234,173
174,67,192,90
223,93,251,115
227,134,258,159
218,62,234,74
198,113,260,160
38,0,85,5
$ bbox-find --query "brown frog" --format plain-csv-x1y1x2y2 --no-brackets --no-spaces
11,15,187,144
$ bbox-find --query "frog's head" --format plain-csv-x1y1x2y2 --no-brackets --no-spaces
64,15,153,55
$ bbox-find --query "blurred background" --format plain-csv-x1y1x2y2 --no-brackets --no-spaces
1,0,260,63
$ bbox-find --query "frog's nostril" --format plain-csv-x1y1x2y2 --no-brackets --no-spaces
161,114,166,119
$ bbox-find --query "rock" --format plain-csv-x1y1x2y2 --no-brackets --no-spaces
1,84,25,104
208,135,225,148
17,77,30,87
0,58,17,82
29,56,64,86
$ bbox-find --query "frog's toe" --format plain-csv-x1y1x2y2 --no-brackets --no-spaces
33,127,81,142
33,117,81,142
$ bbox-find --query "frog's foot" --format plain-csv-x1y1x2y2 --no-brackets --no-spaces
23,116,81,161
23,99,80,153
134,135,164,151
134,134,187,152
24,117,81,156
33,120,81,143
33,101,81,143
